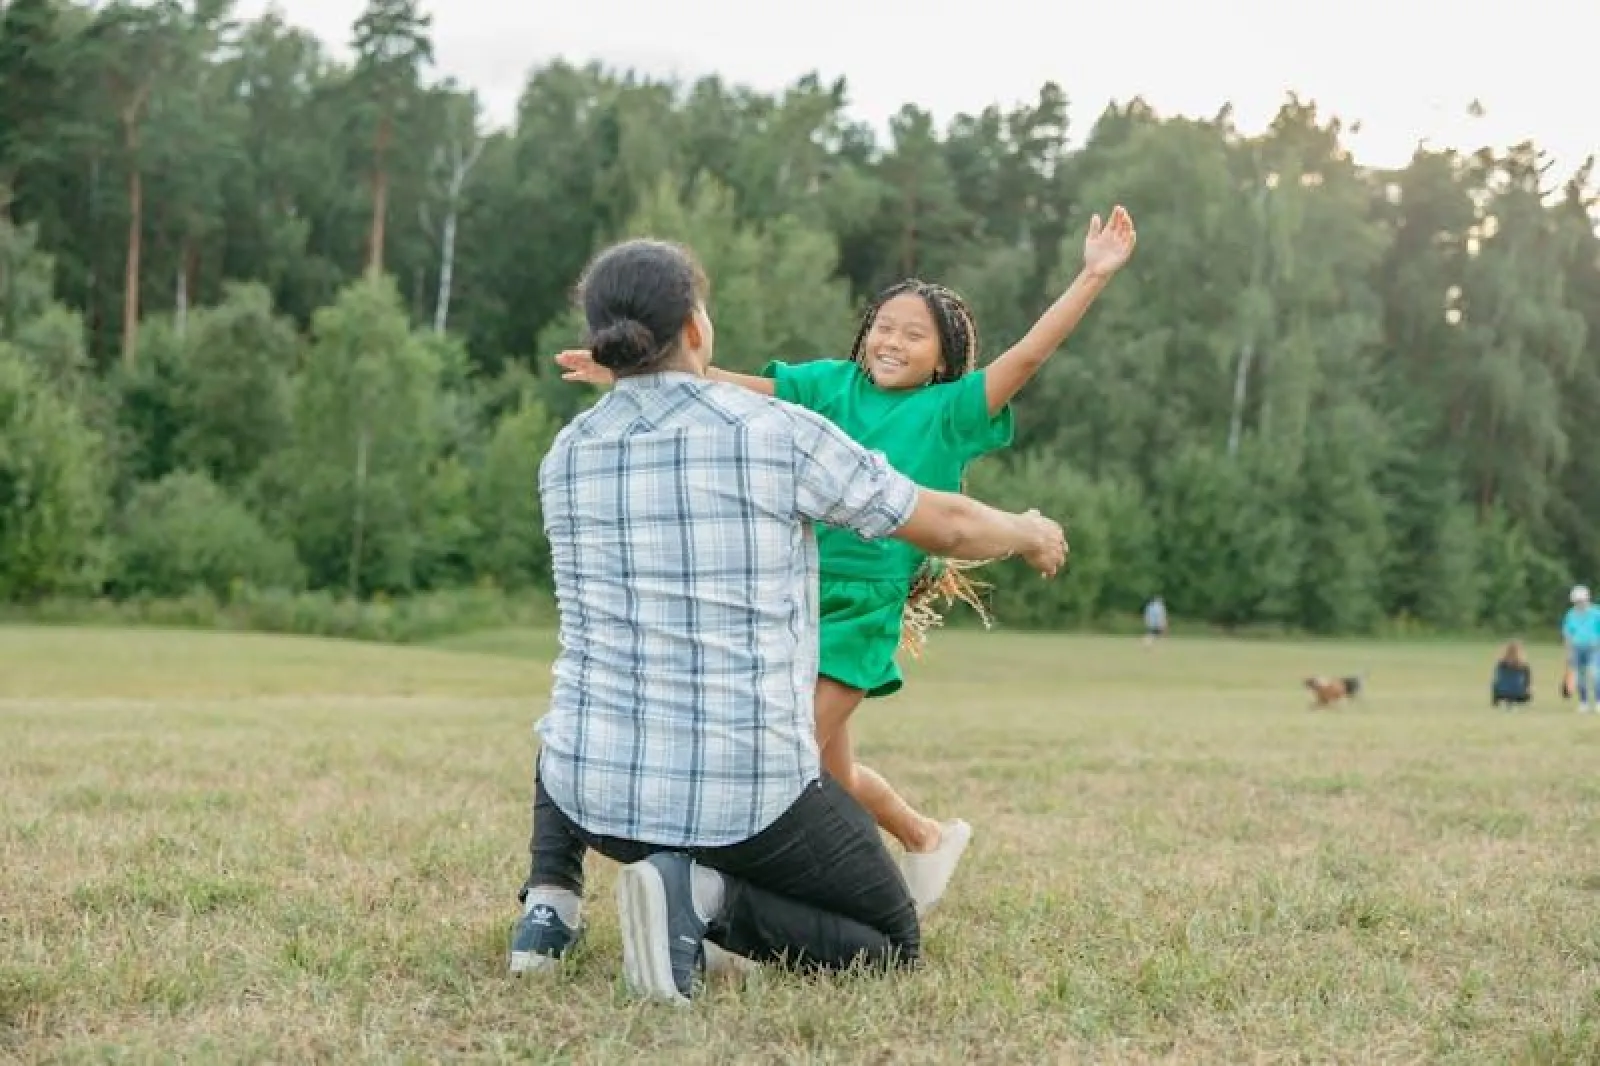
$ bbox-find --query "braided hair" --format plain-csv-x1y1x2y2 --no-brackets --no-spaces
848,279,1018,655
849,279,981,385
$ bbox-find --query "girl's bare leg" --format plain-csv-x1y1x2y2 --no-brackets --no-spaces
815,677,941,851
814,677,973,909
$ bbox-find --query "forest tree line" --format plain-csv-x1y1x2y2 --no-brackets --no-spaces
1,0,1597,636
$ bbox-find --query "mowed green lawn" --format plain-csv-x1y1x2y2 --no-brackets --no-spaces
4,624,1600,1064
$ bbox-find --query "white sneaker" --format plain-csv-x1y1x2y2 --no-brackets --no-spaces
899,819,973,912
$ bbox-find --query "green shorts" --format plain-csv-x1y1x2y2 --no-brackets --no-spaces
818,576,910,699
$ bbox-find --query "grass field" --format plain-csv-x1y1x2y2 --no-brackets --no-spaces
5,624,1600,1064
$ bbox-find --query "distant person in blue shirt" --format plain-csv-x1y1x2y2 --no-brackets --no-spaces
1143,596,1168,647
1563,585,1599,714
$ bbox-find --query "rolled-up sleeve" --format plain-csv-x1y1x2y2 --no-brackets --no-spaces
788,407,917,540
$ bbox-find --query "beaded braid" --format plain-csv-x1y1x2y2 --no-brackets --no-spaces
848,280,1006,657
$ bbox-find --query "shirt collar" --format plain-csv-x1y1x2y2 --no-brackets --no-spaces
613,370,705,391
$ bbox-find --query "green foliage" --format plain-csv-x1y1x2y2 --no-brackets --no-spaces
0,217,57,336
1477,507,1570,633
0,344,105,600
1152,445,1300,629
470,394,558,591
282,275,444,595
111,470,302,598
0,0,67,211
351,0,432,100
0,4,1594,638
966,457,1108,626
967,455,1159,627
109,318,188,488
9,584,554,643
602,174,855,373
1417,505,1483,632
1294,401,1390,634
11,303,90,395
174,283,297,488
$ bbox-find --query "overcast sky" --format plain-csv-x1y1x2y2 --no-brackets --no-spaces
233,0,1596,179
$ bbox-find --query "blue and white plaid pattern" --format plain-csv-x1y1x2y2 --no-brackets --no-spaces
535,371,919,847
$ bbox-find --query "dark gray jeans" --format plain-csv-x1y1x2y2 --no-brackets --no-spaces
524,772,920,973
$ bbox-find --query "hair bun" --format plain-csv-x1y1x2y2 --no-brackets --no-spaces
590,319,657,371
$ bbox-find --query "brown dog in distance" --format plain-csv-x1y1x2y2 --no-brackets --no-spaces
1304,674,1363,709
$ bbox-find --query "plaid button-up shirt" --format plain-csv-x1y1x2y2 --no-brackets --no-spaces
535,371,919,847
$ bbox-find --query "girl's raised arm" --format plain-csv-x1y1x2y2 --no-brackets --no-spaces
982,205,1137,416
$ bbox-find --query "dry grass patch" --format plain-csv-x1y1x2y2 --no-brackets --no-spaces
4,626,1600,1063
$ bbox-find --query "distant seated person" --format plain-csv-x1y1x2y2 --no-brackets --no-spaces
1491,640,1532,710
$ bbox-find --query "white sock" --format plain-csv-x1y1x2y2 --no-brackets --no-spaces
524,886,581,927
690,862,726,923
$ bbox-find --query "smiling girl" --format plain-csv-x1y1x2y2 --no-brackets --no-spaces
555,205,1137,908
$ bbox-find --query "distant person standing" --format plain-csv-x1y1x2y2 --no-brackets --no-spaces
1563,585,1599,714
1143,596,1168,647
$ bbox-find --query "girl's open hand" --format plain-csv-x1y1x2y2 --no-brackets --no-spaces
1083,205,1137,278
554,349,615,386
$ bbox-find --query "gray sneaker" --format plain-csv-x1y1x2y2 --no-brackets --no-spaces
614,852,707,1005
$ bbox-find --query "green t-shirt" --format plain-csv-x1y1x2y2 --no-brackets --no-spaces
761,357,1015,583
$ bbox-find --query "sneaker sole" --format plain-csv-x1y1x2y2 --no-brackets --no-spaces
508,950,561,977
615,863,690,1006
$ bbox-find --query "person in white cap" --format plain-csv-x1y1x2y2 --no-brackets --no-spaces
1562,585,1599,714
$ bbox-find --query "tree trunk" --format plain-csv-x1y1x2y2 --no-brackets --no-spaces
122,159,142,366
1229,181,1273,458
86,153,100,350
349,425,370,597
366,113,391,276
900,187,918,276
1227,339,1255,457
120,86,151,368
0,182,11,338
434,204,457,334
175,235,189,337
431,136,482,334
1477,417,1497,519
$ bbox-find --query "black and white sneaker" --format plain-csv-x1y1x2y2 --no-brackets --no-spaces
614,852,707,1005
509,897,582,976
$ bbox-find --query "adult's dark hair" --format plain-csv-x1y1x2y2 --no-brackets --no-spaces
577,239,709,376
